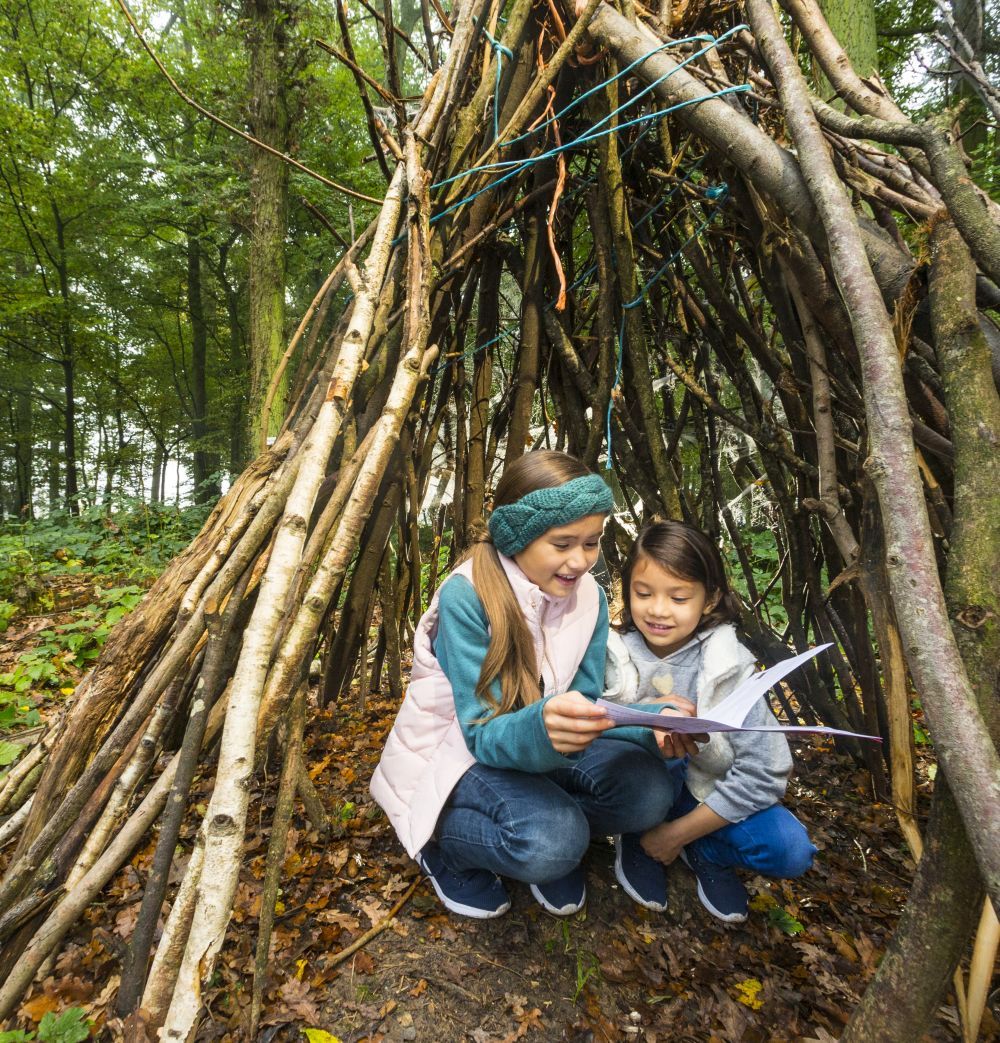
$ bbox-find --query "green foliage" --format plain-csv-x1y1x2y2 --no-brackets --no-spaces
724,528,789,631
547,919,601,1002
0,663,43,732
0,502,205,752
0,585,144,734
0,739,26,766
0,501,209,626
36,1010,90,1043
767,905,805,935
0,0,390,511
0,1007,91,1043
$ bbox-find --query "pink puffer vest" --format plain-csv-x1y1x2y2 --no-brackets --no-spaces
369,555,601,857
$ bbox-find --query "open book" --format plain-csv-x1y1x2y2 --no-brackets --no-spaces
596,643,881,741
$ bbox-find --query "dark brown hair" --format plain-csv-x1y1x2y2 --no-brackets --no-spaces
615,520,740,634
469,451,596,718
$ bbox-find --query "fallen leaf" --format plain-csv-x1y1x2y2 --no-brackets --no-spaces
114,903,141,938
317,910,361,932
21,993,61,1023
277,977,320,1023
733,978,764,1010
310,753,334,780
357,895,386,927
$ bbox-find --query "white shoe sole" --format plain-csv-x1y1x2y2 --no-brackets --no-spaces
679,849,747,923
421,863,510,919
613,836,668,912
529,882,586,916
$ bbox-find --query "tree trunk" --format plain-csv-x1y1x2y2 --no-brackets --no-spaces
53,207,79,515
815,0,878,102
842,217,1000,1042
245,0,292,457
187,228,219,504
12,386,32,519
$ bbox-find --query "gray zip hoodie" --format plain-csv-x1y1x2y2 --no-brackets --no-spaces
604,623,793,823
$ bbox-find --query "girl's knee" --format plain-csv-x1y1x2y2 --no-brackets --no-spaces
504,803,589,882
758,821,816,878
593,749,678,819
774,833,817,878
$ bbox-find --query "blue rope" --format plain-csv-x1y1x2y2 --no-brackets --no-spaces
624,183,729,308
428,324,517,376
603,182,729,467
430,25,748,194
619,121,654,162
429,85,748,226
543,159,717,313
634,156,708,228
500,31,719,151
481,27,514,145
573,26,747,150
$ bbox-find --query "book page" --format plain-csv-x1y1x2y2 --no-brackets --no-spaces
596,643,881,742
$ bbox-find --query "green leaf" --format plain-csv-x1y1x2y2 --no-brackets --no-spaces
0,741,24,766
37,1008,90,1043
767,905,804,935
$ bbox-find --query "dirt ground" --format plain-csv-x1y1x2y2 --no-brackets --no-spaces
9,688,999,1043
284,699,973,1043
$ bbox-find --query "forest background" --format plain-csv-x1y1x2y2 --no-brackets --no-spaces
0,0,999,1037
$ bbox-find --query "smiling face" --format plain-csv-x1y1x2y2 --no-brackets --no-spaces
628,555,719,657
513,513,607,598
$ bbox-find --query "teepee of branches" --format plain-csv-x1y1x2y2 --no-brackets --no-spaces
1,0,998,1038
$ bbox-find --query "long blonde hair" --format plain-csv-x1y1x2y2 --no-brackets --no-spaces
469,451,595,720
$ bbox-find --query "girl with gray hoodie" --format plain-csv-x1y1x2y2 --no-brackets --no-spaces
603,520,817,923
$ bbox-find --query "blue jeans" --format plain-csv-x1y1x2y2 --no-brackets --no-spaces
669,785,816,878
434,739,681,883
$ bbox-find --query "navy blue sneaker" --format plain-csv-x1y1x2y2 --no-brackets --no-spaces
680,846,748,923
614,834,668,912
529,864,586,915
418,843,510,919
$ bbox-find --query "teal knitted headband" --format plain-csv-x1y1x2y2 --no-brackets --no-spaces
487,474,614,557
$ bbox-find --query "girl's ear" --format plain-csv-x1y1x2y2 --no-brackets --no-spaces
703,591,721,616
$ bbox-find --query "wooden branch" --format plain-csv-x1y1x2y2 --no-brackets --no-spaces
160,164,407,1043
250,686,307,1038
323,876,420,970
748,0,1000,913
113,0,382,204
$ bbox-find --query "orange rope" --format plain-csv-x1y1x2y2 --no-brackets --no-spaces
542,86,569,311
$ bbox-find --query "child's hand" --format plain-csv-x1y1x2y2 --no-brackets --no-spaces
642,805,729,865
655,697,709,758
543,691,615,753
640,821,686,866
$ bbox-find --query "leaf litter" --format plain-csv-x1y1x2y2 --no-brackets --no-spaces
4,669,996,1043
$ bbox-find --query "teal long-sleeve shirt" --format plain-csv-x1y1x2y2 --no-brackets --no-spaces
433,576,661,771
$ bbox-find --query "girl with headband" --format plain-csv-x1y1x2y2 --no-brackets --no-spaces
370,450,694,918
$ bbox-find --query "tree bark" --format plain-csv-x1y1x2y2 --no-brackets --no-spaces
843,219,999,1040
746,0,1000,913
245,0,292,456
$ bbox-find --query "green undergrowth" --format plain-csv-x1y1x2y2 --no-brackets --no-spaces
0,500,210,622
0,1007,90,1043
0,500,209,770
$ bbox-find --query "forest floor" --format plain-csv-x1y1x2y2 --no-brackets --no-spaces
3,603,998,1043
